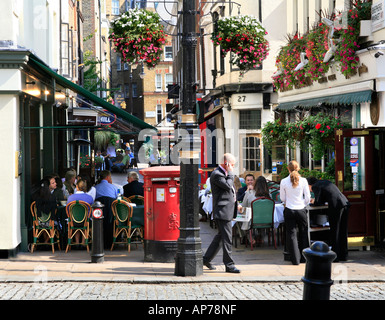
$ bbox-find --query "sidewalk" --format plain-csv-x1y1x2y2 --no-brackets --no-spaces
1,218,385,283
2,169,385,284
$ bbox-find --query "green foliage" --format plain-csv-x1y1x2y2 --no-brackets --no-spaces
109,8,165,68
212,15,269,75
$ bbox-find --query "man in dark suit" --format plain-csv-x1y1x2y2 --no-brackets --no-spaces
307,177,350,262
203,153,240,273
123,171,144,198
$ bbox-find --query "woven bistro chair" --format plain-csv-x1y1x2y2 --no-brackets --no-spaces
30,201,61,253
65,200,92,253
124,195,144,206
111,199,143,252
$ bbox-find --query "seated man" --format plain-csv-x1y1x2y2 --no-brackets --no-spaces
95,170,118,200
95,170,118,249
123,171,144,198
111,150,131,173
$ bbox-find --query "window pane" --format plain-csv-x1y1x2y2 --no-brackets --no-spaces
239,110,261,129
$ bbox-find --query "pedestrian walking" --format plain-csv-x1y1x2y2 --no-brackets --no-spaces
203,153,240,273
280,161,311,265
307,177,350,262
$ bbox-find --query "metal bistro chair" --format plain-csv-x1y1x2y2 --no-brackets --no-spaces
249,196,277,250
125,195,144,206
111,199,143,252
30,201,61,253
65,200,92,253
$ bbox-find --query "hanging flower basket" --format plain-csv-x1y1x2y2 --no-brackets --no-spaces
273,34,308,91
109,8,165,69
212,15,270,75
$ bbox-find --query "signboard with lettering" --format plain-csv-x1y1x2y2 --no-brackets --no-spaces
372,0,385,32
100,110,116,125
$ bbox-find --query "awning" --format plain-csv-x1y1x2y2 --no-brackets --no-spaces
204,105,224,122
276,90,373,110
28,54,156,131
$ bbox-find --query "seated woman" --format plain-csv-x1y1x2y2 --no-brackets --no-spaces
32,175,58,242
238,176,271,245
62,169,77,199
67,179,94,206
67,179,94,246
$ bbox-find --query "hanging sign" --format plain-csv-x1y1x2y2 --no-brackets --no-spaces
100,110,116,125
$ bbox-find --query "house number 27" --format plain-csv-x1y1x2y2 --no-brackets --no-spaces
237,96,246,102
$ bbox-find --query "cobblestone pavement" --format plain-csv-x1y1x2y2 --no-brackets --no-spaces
1,281,385,300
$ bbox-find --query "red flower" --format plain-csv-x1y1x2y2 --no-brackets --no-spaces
315,123,322,130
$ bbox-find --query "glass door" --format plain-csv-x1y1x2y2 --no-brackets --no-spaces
335,129,375,241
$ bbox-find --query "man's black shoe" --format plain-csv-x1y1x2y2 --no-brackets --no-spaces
225,266,241,273
203,260,216,270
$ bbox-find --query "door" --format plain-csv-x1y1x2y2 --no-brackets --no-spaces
335,129,375,240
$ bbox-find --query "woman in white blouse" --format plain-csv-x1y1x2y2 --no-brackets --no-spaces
280,161,311,265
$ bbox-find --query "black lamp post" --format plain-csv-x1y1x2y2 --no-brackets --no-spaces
174,0,203,276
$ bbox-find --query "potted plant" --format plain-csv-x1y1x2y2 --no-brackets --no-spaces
212,15,270,76
109,8,165,68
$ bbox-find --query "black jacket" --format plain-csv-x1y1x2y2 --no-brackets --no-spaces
312,180,349,210
123,180,144,198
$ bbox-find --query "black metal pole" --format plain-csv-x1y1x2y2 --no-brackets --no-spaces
91,201,105,263
174,0,203,276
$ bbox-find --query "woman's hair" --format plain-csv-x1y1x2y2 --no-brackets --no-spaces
254,176,271,198
83,176,93,192
233,175,242,192
76,179,88,192
64,169,76,194
39,176,55,201
288,160,301,188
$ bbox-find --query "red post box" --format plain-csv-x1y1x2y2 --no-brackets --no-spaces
140,166,181,262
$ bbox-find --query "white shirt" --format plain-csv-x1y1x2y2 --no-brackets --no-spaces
280,176,311,210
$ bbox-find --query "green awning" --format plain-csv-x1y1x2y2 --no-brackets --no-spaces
277,90,373,110
28,54,156,131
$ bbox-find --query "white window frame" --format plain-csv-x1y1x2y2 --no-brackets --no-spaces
155,74,162,91
164,46,173,61
156,104,163,123
117,55,122,71
112,0,120,15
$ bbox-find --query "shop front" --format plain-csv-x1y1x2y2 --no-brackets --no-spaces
0,49,155,256
274,45,385,247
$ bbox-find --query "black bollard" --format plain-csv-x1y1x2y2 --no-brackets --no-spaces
302,241,337,300
91,201,105,263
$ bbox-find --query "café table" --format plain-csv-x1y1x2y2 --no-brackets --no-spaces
232,202,285,248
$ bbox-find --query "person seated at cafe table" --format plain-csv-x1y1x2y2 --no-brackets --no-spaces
52,173,65,203
237,176,271,245
236,173,255,202
67,179,94,206
123,171,144,198
95,170,118,248
31,175,59,243
111,149,131,173
63,169,77,199
95,170,118,200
